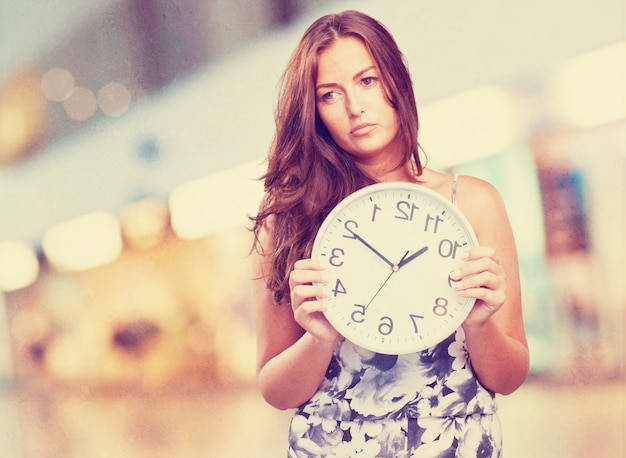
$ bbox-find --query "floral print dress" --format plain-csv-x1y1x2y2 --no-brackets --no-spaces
287,329,502,457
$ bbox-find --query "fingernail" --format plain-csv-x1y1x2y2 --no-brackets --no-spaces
461,251,470,260
450,269,461,279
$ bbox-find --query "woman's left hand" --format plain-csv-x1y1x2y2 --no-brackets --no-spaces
450,246,506,328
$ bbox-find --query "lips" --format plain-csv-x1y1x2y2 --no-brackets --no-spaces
350,123,376,136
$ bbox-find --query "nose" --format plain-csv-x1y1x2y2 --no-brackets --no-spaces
345,90,365,116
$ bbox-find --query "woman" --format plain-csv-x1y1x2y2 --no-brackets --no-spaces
251,10,529,457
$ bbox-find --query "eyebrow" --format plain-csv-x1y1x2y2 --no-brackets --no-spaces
316,65,377,91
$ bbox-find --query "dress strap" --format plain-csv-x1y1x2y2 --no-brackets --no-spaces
451,174,459,206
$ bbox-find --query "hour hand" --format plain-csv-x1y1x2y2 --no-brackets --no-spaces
351,232,394,268
397,246,429,269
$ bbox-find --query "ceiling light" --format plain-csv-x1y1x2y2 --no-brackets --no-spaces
42,211,122,272
0,240,40,292
550,41,626,129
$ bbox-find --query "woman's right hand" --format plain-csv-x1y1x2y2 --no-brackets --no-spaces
289,258,341,345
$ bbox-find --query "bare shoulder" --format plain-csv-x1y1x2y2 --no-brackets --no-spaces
415,169,511,239
455,175,511,240
456,175,503,207
417,169,499,206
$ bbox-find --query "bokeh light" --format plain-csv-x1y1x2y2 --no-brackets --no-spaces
0,240,40,292
41,67,75,102
550,41,626,128
0,71,48,162
118,198,169,251
42,211,123,272
63,86,97,121
98,82,132,117
0,104,29,162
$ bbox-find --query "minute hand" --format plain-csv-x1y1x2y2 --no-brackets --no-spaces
397,246,429,269
352,232,394,268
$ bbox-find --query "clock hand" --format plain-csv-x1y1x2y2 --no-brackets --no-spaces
364,271,394,310
364,251,409,310
351,232,394,268
397,246,429,269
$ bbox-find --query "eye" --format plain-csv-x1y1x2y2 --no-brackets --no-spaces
319,90,341,103
361,76,378,87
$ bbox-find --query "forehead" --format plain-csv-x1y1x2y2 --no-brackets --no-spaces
316,36,376,84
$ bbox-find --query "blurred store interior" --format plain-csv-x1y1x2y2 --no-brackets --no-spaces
0,0,624,457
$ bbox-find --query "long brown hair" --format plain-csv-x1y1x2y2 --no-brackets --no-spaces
252,10,423,305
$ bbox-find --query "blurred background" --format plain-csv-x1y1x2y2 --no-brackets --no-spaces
0,0,624,456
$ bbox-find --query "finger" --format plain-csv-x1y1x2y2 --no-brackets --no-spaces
457,286,506,309
289,268,328,289
455,270,504,292
463,246,498,262
291,284,328,310
292,293,331,326
293,296,328,315
475,257,502,276
289,258,328,282
294,258,328,271
450,256,501,281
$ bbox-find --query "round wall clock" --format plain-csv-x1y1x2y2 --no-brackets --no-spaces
312,181,478,354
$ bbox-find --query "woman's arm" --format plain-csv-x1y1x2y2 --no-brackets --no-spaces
253,223,341,409
452,176,529,394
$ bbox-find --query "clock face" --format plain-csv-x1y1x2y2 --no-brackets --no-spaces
312,181,478,354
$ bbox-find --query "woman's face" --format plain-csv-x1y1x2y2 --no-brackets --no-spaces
315,36,402,173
